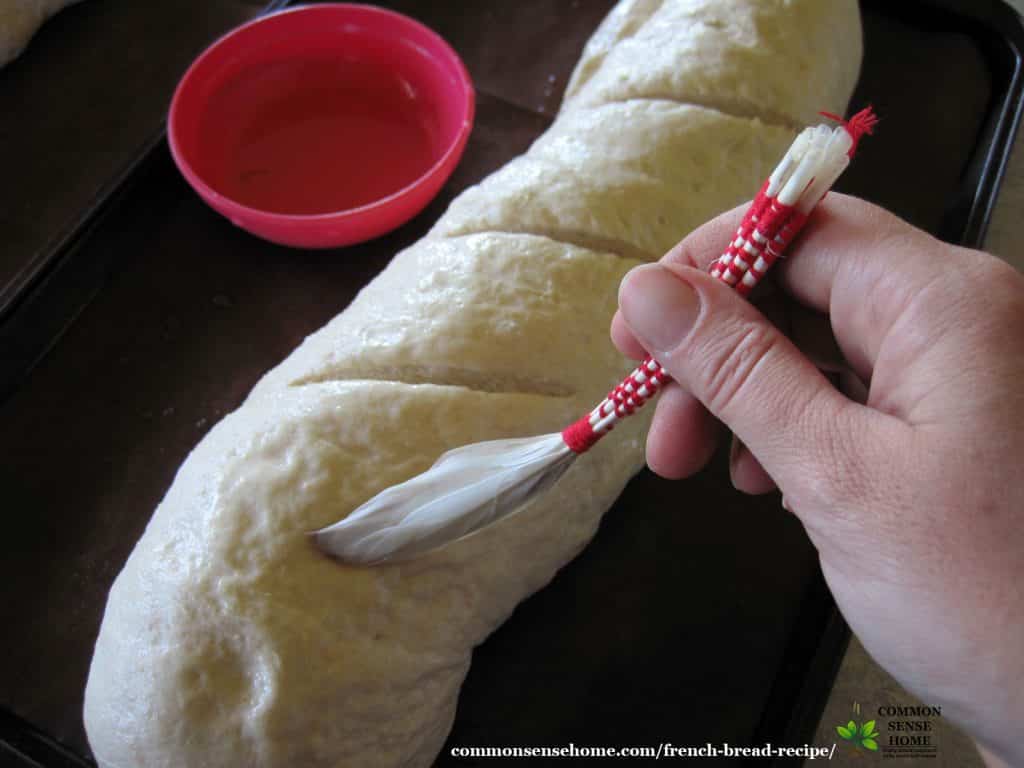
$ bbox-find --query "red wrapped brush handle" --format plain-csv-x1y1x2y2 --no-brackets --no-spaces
561,107,878,455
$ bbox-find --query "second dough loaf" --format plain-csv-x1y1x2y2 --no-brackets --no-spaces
1,0,83,66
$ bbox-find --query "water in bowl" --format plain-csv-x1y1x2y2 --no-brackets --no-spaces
200,54,441,216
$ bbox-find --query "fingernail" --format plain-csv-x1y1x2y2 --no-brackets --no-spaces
620,264,700,352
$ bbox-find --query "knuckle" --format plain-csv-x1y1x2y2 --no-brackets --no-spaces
699,322,782,418
968,253,1024,315
908,248,1023,343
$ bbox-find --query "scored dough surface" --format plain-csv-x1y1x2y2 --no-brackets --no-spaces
84,1,862,765
561,0,664,104
431,102,796,260
251,233,644,401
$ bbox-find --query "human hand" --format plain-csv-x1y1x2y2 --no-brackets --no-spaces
612,193,1024,766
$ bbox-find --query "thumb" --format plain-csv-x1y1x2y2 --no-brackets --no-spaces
618,261,894,504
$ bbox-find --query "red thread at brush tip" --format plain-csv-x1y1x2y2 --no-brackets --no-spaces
820,105,879,157
562,416,599,454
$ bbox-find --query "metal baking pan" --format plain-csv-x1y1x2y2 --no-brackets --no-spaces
1,0,1021,765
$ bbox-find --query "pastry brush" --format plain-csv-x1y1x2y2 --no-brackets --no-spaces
312,107,878,566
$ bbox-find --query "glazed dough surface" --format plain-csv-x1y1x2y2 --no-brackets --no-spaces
431,102,795,260
0,0,82,65
84,1,862,766
252,233,643,399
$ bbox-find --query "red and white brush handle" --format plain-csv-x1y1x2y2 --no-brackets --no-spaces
560,107,878,456
558,220,801,455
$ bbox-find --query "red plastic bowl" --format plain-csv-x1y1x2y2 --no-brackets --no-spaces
168,4,474,248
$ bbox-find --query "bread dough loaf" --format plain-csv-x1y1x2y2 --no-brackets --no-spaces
0,0,83,66
84,1,862,766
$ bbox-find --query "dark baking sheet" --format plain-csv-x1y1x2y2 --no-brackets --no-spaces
0,0,288,321
1,0,1022,766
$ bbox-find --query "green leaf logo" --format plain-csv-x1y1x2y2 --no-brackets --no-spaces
835,714,880,752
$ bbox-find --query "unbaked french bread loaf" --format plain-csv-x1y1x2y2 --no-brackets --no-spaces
83,1,862,766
